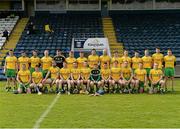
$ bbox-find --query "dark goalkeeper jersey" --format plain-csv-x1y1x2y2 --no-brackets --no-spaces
53,55,65,68
90,69,101,81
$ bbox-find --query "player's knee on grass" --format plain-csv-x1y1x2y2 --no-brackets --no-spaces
30,83,35,88
55,79,59,85
98,81,102,87
18,87,22,94
45,79,52,84
160,80,165,87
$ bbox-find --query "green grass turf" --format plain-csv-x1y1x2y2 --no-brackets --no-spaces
1,80,180,128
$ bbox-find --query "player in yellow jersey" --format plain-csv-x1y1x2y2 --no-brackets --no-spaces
4,50,18,87
101,63,111,93
134,62,147,93
121,50,131,67
43,60,60,93
149,63,165,94
152,48,164,69
30,65,43,95
121,61,135,93
16,64,31,94
132,51,142,71
18,51,30,70
4,50,18,91
111,51,123,68
59,61,71,95
80,61,91,94
41,50,53,78
30,50,40,74
164,49,176,91
88,49,99,69
110,60,122,93
77,51,87,69
66,51,76,69
100,49,111,69
142,49,153,86
70,62,81,93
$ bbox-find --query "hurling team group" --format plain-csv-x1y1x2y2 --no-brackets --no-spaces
4,47,176,95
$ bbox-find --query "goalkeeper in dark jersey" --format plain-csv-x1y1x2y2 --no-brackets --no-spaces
90,64,102,95
53,50,65,68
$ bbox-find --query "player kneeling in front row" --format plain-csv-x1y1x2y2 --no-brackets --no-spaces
90,64,103,96
80,61,91,94
43,60,60,93
110,60,122,93
121,61,135,93
149,63,165,94
58,61,71,95
16,64,31,94
101,63,111,93
30,65,43,95
70,62,81,94
134,62,147,93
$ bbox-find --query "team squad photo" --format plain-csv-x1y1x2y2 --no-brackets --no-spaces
4,48,176,95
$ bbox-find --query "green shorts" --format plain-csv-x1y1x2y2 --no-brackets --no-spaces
139,81,145,88
145,68,151,76
42,69,48,78
164,67,175,77
5,69,16,78
125,77,130,81
18,83,30,90
30,67,35,74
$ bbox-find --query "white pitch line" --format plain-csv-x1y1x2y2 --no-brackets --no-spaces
33,95,60,129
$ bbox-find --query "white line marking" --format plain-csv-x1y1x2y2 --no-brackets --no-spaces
33,95,60,129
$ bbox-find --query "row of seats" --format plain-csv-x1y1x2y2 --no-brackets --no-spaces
0,16,19,49
14,13,104,57
111,13,180,57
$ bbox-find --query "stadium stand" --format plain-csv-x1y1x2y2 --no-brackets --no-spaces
14,13,104,57
0,15,19,49
111,12,180,57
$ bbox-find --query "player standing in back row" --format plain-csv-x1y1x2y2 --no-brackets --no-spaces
164,49,176,91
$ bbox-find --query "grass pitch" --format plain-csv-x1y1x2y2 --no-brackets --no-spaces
1,80,180,128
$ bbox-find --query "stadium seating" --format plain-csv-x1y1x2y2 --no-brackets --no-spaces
111,12,180,57
14,13,104,57
0,16,19,49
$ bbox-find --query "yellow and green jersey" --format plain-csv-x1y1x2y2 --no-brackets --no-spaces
18,56,30,70
150,69,163,82
122,67,132,79
77,57,87,69
100,55,111,69
60,68,71,80
71,68,81,80
101,68,111,80
18,70,31,83
142,56,152,68
81,67,91,80
121,56,131,67
41,56,53,70
111,57,123,68
66,57,76,69
164,55,176,68
30,56,41,68
5,56,17,69
32,71,43,84
152,53,164,69
49,66,59,79
88,55,99,68
111,67,121,80
134,68,147,82
132,57,142,69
